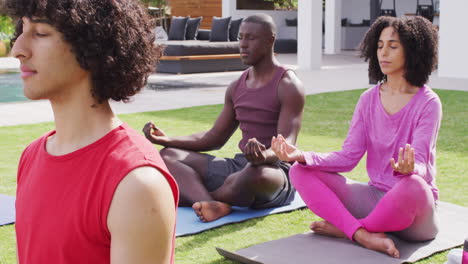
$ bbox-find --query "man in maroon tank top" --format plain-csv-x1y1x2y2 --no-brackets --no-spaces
143,14,305,222
10,0,178,263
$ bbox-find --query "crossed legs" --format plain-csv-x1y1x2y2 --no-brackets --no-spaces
289,164,438,258
160,147,287,222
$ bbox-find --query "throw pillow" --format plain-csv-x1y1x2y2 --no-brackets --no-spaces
210,16,231,42
186,17,203,40
285,18,298,27
154,26,168,41
229,18,243,41
168,16,189,40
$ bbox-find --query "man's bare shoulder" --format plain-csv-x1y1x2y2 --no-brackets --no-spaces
119,167,174,197
278,69,305,98
108,166,176,231
226,78,241,95
107,166,176,263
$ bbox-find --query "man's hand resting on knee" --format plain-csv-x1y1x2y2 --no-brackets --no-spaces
143,121,170,146
244,138,278,165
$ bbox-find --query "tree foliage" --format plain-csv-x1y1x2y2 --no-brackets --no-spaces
264,0,298,10
0,15,14,40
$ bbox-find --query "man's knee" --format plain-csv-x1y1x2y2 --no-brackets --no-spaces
159,147,183,162
244,165,283,189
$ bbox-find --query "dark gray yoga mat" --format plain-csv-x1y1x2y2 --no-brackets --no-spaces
217,201,468,264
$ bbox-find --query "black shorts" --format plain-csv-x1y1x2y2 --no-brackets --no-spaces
204,153,295,209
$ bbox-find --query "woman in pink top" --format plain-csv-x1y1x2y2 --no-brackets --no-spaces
272,16,441,258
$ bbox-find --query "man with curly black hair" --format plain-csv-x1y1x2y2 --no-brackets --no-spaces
7,0,179,263
272,16,440,258
143,14,305,222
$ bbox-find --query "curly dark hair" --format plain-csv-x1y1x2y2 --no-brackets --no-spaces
360,16,438,87
5,0,160,103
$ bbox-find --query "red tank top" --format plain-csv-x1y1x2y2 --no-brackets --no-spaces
16,123,179,264
232,65,288,151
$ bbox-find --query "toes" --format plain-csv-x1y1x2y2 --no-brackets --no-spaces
196,213,205,222
389,249,399,258
310,221,324,229
192,202,201,210
389,245,400,258
200,214,207,222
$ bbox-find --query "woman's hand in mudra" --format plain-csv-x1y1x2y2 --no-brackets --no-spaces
390,144,415,175
271,134,305,163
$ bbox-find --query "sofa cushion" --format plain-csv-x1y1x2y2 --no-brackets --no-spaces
210,16,231,42
285,18,298,27
154,26,168,41
277,26,297,40
197,29,211,40
186,17,203,40
229,18,243,41
274,39,297,53
157,40,240,56
168,16,189,40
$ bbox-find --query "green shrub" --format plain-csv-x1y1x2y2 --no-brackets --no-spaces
140,0,167,8
264,0,298,10
0,15,14,55
0,15,14,40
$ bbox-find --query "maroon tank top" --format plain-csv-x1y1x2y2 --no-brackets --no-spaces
232,65,288,151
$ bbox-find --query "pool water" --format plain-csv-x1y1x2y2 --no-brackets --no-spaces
0,73,27,103
0,73,224,103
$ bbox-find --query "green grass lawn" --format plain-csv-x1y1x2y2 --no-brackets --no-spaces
0,89,466,264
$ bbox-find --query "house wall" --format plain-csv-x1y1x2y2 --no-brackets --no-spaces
438,0,468,79
342,0,370,24
171,0,222,29
342,0,439,25
222,1,297,28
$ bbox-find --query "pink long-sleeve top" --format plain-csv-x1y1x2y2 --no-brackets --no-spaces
302,85,442,200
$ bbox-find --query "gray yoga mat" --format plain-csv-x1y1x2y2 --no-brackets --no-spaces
217,201,468,264
0,194,15,227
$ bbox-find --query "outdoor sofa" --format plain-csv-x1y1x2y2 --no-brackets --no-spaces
156,16,249,74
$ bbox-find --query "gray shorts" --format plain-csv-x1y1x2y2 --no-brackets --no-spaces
204,153,295,209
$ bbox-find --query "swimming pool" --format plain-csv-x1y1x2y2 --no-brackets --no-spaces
0,72,225,103
0,72,27,103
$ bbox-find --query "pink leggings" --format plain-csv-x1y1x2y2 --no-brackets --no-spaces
290,164,439,241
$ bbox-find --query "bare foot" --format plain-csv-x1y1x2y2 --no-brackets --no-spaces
310,220,346,238
192,201,232,222
353,228,400,258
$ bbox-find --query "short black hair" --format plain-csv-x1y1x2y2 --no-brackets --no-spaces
5,0,160,103
242,13,277,37
360,16,438,87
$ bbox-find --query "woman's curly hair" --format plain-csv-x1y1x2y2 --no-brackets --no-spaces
5,0,160,103
360,16,438,87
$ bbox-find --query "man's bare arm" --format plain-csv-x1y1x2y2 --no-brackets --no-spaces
263,70,305,164
143,81,240,152
108,166,176,264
